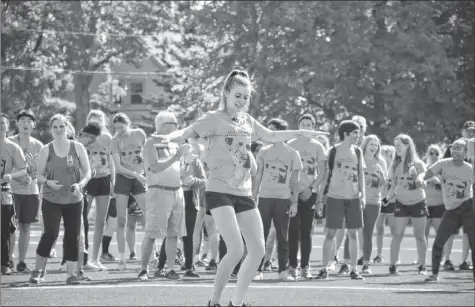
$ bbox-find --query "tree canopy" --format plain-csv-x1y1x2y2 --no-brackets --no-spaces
2,1,473,150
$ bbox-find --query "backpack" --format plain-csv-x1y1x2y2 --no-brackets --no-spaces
323,145,362,195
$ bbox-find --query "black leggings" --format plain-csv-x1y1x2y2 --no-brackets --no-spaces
37,199,82,262
1,205,15,267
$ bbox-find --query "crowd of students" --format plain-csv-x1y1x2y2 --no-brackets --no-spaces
1,68,474,306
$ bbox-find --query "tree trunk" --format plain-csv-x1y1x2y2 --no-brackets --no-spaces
73,74,91,129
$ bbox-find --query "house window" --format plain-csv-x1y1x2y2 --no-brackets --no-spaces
130,82,143,104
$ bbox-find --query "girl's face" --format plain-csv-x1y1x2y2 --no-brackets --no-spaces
366,139,379,156
394,138,408,158
225,85,251,115
428,148,440,163
50,119,68,139
114,122,128,136
299,119,314,131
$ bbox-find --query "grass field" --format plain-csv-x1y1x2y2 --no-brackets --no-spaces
1,224,474,306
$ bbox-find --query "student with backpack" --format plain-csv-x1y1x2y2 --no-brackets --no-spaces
315,120,365,280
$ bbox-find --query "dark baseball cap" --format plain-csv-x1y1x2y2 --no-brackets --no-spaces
16,109,36,122
463,120,475,131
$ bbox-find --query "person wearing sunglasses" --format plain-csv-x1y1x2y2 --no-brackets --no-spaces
418,139,474,283
422,144,456,270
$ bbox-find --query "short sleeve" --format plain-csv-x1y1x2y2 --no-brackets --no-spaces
109,137,120,155
134,129,147,145
292,149,303,171
13,143,26,170
250,116,268,142
315,142,327,162
191,112,219,138
428,159,444,176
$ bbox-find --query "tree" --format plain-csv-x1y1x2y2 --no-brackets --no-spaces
2,1,176,129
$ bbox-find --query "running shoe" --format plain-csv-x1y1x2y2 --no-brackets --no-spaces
389,264,399,275
138,270,149,281
443,260,455,271
425,275,439,283
337,264,350,275
314,269,329,280
361,264,372,275
350,270,364,280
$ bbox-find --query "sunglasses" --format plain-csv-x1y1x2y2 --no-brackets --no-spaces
429,152,439,156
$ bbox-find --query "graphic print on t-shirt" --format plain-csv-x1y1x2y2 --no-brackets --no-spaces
224,129,252,188
264,160,289,185
399,175,417,191
443,176,467,199
119,143,143,170
336,161,358,183
87,145,109,172
299,151,316,177
364,171,379,188
24,151,39,178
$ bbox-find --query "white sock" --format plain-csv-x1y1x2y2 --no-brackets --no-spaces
119,253,125,261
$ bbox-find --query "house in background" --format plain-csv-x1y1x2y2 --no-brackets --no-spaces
66,56,173,132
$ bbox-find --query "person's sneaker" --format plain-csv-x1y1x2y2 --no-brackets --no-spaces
228,301,251,307
8,260,14,269
254,272,264,280
443,259,455,271
301,267,312,279
130,252,138,261
195,260,207,267
357,257,364,266
83,261,101,271
327,261,336,272
154,268,166,278
207,301,221,307
184,269,200,278
373,256,383,264
100,252,117,262
425,275,439,283
389,265,399,275
91,260,107,271
78,270,92,281
66,275,81,285
361,264,372,275
29,270,41,283
39,270,46,281
16,261,30,273
278,271,295,281
166,269,180,280
418,265,427,275
1,266,12,275
262,260,272,272
117,260,127,271
338,264,350,275
314,269,329,280
206,259,218,271
459,261,472,271
288,266,299,279
138,270,149,281
412,260,419,265
350,270,364,280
